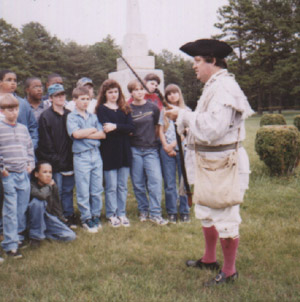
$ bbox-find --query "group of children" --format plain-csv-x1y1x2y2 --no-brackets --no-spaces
0,70,190,262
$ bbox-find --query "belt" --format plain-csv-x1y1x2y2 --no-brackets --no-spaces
188,142,242,152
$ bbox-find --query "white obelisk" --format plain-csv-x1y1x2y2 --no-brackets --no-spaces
109,0,164,99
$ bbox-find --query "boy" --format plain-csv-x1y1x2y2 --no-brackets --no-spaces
128,80,167,225
0,70,38,149
37,84,76,229
127,73,163,111
67,86,106,233
0,94,35,258
66,77,97,114
24,77,49,122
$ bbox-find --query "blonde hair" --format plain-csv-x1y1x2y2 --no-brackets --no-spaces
163,84,185,132
0,93,19,109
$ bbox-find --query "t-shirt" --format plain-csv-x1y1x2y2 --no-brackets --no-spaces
130,101,160,149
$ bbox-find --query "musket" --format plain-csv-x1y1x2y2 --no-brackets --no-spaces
119,53,193,207
117,51,150,93
174,125,193,207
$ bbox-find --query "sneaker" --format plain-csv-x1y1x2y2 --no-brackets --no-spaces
66,214,78,229
204,271,239,287
139,212,148,222
6,249,23,259
180,214,191,223
168,214,177,224
149,215,168,226
29,238,41,248
82,219,98,233
108,216,121,228
0,253,4,264
92,216,102,230
118,216,130,227
186,258,220,271
18,240,29,250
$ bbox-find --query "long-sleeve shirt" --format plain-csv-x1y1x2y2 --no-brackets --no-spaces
96,104,134,171
30,180,66,222
176,69,254,146
37,107,73,173
15,95,39,150
0,121,35,172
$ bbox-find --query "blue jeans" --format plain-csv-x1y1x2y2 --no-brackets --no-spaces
29,198,76,241
160,148,190,215
104,167,129,218
130,147,162,217
53,173,75,217
74,148,103,222
1,171,30,252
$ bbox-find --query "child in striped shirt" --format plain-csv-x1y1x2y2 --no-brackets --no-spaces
0,94,34,259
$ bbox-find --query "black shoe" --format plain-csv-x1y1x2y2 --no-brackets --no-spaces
6,249,23,259
168,214,177,224
29,238,41,248
66,214,77,229
204,271,239,287
180,214,191,223
186,258,220,271
18,240,29,250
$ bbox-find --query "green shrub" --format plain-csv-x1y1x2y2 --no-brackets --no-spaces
260,114,287,127
293,115,300,131
255,125,300,175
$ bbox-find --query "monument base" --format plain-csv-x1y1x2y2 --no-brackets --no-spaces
109,68,164,100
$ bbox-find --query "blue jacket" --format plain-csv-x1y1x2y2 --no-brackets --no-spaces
15,95,39,150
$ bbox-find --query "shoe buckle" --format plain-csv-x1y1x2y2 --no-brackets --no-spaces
215,274,222,282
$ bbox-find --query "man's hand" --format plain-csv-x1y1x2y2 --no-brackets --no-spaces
165,105,179,121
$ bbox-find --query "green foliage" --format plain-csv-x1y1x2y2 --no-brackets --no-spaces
259,113,286,126
215,0,299,113
255,125,300,175
0,19,26,84
293,115,300,131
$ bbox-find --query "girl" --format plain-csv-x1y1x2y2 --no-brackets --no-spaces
159,84,190,223
29,161,76,245
96,79,134,227
128,79,168,225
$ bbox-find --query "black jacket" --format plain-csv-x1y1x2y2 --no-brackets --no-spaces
36,107,73,172
30,180,66,223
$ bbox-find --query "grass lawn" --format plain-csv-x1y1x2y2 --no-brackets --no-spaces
1,112,300,302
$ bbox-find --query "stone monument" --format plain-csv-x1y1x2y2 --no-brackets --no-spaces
109,0,164,99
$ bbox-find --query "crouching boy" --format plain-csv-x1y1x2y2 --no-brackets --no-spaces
0,94,34,259
29,161,76,246
67,87,106,233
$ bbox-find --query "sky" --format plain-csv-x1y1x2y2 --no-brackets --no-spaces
0,0,228,57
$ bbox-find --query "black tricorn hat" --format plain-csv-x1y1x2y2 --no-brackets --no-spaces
180,39,233,59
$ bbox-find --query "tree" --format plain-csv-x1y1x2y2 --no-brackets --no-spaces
21,22,63,83
215,0,299,113
0,19,26,82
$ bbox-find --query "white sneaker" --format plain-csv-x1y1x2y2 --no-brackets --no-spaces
82,219,98,233
0,255,4,264
118,216,130,227
149,215,168,226
108,216,121,228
